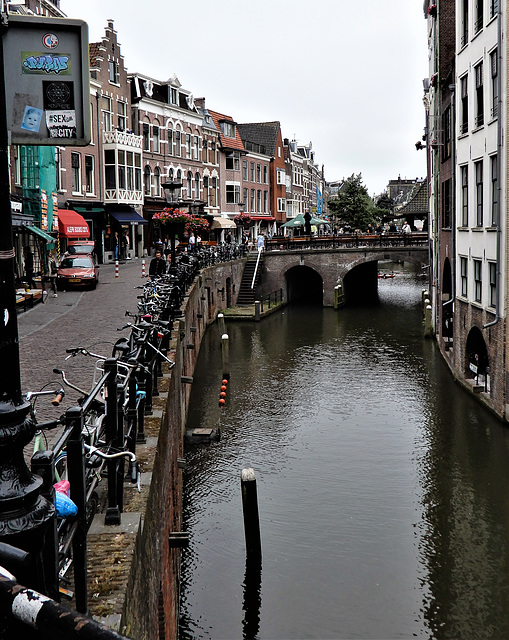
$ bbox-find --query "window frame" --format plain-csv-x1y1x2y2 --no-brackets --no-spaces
473,258,482,303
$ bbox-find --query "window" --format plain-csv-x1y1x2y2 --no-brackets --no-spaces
143,123,150,152
250,189,255,211
153,124,160,153
243,188,248,210
175,129,181,157
220,121,236,138
167,127,173,155
460,75,468,134
257,189,261,211
242,160,248,181
490,154,498,226
277,168,285,185
210,142,217,165
460,257,468,297
170,87,178,105
489,262,497,307
195,172,200,199
203,139,208,161
105,149,115,190
71,152,80,193
461,165,469,226
442,179,451,228
13,145,21,185
85,155,94,194
250,162,255,182
475,160,483,226
475,62,484,127
226,183,240,204
210,177,217,207
117,101,127,131
490,0,499,18
474,0,483,33
490,49,498,119
154,167,161,197
473,259,482,303
442,107,451,160
256,164,261,183
108,59,118,84
186,134,191,158
187,171,193,198
263,190,268,212
194,136,199,160
263,165,268,184
102,96,112,132
144,166,151,196
226,151,240,171
277,198,286,213
461,0,468,46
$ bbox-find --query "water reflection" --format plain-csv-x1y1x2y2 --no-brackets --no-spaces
179,265,509,640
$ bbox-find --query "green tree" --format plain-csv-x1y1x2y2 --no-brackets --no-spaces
328,174,378,231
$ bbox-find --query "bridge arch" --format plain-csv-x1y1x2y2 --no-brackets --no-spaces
285,265,323,304
465,326,489,388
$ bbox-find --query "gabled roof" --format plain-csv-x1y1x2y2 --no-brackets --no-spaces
208,110,245,152
396,181,429,215
89,42,103,68
237,122,281,157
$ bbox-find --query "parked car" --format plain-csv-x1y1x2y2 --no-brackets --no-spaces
56,255,99,290
64,240,97,263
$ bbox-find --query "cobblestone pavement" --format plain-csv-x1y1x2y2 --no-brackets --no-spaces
18,258,147,419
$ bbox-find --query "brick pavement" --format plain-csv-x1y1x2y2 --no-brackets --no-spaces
18,258,147,417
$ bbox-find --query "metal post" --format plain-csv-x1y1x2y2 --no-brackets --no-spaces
65,405,88,613
104,359,120,526
221,333,230,380
241,468,262,561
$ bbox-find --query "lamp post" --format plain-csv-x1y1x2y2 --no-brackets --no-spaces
161,180,183,269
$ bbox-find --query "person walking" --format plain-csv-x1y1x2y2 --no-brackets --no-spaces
402,221,412,245
148,250,166,278
48,250,58,297
257,233,265,252
188,232,196,253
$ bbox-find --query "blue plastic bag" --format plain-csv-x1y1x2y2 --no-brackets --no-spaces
54,490,78,517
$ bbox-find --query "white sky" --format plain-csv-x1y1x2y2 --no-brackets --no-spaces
62,0,429,196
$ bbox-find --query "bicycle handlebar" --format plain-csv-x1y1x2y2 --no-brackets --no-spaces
84,444,136,463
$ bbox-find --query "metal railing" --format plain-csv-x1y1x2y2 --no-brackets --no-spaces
264,232,428,252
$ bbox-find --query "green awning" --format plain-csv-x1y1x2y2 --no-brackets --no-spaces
72,206,105,215
24,225,56,244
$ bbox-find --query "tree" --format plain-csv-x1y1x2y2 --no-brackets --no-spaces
328,174,378,231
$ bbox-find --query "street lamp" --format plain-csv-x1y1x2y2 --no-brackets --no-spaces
161,180,183,268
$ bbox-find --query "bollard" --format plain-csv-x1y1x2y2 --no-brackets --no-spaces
241,468,262,560
424,304,433,338
115,260,119,278
254,300,261,322
221,333,230,380
218,313,225,337
142,258,146,277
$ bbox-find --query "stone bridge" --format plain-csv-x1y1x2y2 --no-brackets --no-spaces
258,243,429,306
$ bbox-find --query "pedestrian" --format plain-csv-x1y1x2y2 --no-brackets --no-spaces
122,232,130,259
148,250,166,278
257,233,265,252
402,220,412,245
188,232,196,253
196,234,202,250
225,232,232,245
114,232,119,260
23,245,34,288
48,250,58,297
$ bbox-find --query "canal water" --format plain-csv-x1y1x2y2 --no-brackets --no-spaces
179,264,509,640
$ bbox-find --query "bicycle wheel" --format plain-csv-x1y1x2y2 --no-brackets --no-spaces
54,450,68,483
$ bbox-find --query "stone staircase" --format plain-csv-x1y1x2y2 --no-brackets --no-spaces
236,253,263,305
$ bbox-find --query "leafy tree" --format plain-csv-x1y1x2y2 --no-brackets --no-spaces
328,174,378,231
375,192,394,215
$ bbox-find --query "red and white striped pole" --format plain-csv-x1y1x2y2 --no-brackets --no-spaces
115,260,119,278
142,259,146,277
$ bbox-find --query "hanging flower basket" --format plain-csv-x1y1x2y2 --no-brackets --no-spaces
185,216,210,234
428,4,437,16
233,212,252,226
152,207,196,225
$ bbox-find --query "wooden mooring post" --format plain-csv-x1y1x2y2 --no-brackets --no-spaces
241,468,261,560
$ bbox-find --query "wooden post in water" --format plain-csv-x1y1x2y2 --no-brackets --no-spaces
218,313,225,336
424,304,433,338
221,333,230,380
254,301,261,322
241,468,262,560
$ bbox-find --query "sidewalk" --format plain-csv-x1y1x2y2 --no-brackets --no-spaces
18,258,147,406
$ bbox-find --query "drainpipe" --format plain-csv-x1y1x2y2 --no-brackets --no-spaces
96,92,104,262
483,7,503,330
443,84,456,311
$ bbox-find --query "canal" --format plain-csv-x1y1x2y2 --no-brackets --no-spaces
179,264,509,640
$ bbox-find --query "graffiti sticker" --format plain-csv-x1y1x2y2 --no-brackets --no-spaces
22,52,71,75
46,109,76,138
42,33,59,49
21,106,43,132
43,81,74,110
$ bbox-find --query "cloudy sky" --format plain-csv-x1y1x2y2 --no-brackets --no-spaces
63,0,429,196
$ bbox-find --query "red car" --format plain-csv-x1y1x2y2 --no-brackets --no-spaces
56,255,99,290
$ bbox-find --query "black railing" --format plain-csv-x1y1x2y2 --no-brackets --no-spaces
264,233,428,252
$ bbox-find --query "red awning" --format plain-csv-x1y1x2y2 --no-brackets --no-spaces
249,216,276,222
58,209,90,238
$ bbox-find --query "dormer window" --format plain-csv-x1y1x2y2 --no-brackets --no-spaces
170,87,178,105
220,120,236,138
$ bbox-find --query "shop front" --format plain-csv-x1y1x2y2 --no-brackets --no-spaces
105,205,147,261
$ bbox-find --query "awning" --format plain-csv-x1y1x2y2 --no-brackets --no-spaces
250,216,276,222
211,217,236,229
281,214,305,228
23,225,56,244
58,209,90,238
72,206,105,216
107,206,148,225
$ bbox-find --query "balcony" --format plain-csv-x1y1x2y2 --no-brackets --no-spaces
102,129,142,149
